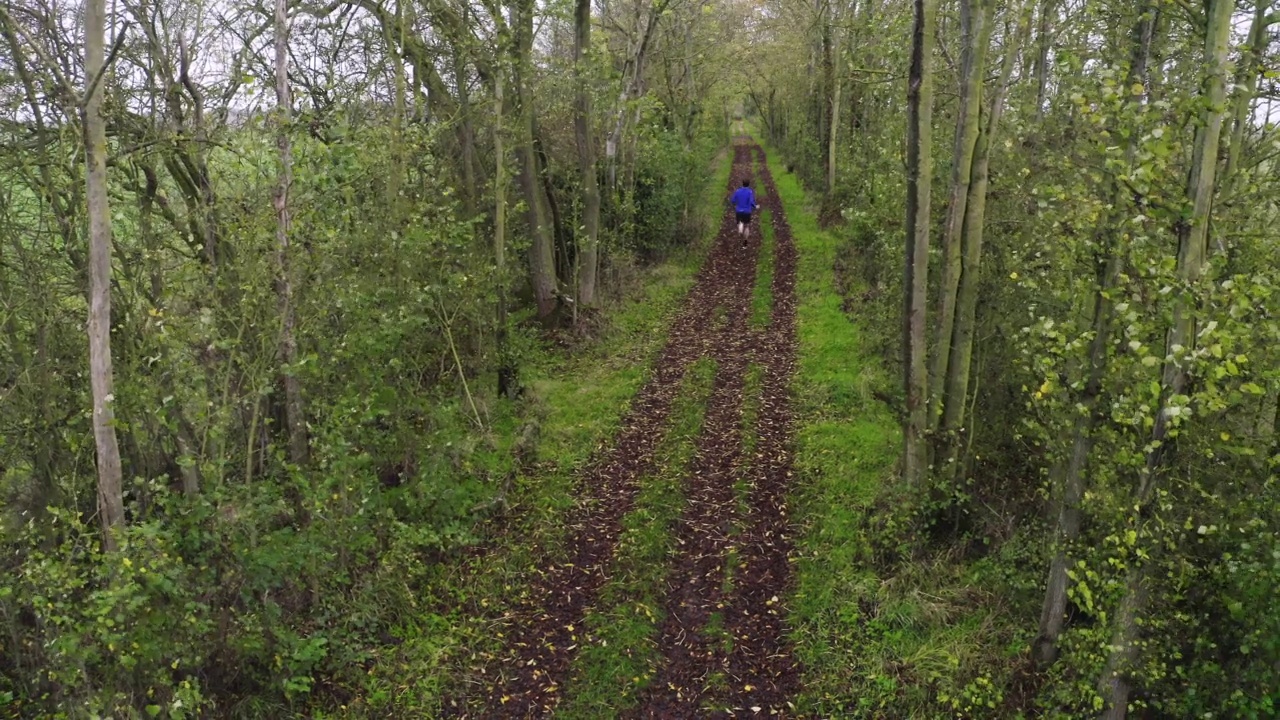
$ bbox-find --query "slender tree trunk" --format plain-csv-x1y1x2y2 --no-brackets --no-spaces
820,0,834,189
903,0,939,487
1223,0,1272,187
606,0,665,192
386,0,407,222
5,22,74,506
827,30,841,196
83,0,125,549
274,0,309,466
938,3,1028,479
1031,249,1114,664
1035,6,1155,666
1097,1,1232,713
929,0,992,441
454,40,478,219
494,59,516,399
1032,0,1055,119
574,0,602,307
510,0,558,319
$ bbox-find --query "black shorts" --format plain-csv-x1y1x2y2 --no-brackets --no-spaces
735,211,753,225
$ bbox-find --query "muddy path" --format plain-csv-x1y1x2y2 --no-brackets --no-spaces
454,139,801,718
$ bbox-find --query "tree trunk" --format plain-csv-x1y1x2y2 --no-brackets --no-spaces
1035,6,1155,667
510,0,558,319
606,0,665,193
83,0,126,550
386,0,407,222
274,0,309,466
1223,0,1272,187
574,0,602,308
903,0,939,487
1032,0,1055,119
5,21,75,507
494,59,516,399
1097,0,1233,712
820,0,834,190
938,2,1028,479
454,38,478,219
827,30,841,196
929,0,992,442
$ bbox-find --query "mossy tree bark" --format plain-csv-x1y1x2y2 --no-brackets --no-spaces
903,0,939,487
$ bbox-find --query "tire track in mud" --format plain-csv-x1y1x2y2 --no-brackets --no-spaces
716,145,801,715
633,142,801,717
632,147,760,716
459,142,765,719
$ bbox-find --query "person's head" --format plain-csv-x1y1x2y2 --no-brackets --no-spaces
742,179,750,187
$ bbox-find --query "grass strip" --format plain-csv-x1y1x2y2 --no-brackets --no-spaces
755,140,900,716
751,209,775,330
555,357,717,719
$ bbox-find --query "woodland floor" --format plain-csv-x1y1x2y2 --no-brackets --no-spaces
446,139,804,718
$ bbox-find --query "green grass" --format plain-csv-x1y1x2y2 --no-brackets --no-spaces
761,140,900,717
556,357,716,718
751,209,775,330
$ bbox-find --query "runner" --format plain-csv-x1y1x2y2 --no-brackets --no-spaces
730,178,758,247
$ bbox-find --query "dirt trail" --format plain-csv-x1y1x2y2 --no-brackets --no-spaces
457,139,801,718
716,145,800,713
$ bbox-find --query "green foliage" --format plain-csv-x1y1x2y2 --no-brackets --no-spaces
751,209,775,329
613,127,723,260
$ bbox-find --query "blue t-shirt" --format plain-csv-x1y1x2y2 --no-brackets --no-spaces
732,187,756,213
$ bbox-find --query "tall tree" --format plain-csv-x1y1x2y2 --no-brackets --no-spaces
83,0,125,548
493,40,517,399
509,0,559,319
1034,5,1158,667
1097,0,1233,713
903,0,938,487
937,2,1029,480
929,0,992,446
575,0,602,307
275,0,309,466
1223,0,1273,187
